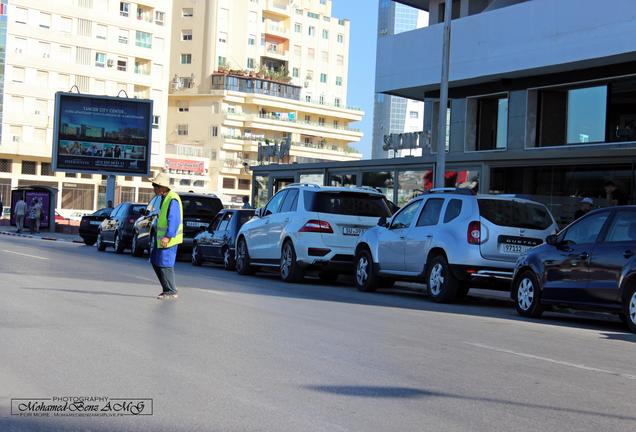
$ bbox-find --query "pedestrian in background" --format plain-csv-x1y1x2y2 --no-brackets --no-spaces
33,198,43,233
573,197,594,222
28,199,38,234
242,195,253,209
14,197,27,233
149,173,183,300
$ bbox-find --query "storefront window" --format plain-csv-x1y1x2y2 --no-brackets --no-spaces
397,170,432,207
253,175,268,209
445,169,479,192
118,186,135,204
300,173,324,186
138,188,154,204
608,78,636,143
490,164,633,227
61,183,95,210
361,171,394,201
329,173,356,187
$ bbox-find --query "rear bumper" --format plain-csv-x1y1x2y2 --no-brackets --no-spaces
79,226,98,238
450,265,514,290
298,254,355,273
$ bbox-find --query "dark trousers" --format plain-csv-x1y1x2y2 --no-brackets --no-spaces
152,265,177,294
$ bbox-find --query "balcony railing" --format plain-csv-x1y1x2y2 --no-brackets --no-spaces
231,112,361,133
222,135,360,154
166,144,217,159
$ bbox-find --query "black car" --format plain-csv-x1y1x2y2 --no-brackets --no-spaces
96,202,146,254
130,193,224,257
512,206,636,333
191,209,255,269
79,207,113,245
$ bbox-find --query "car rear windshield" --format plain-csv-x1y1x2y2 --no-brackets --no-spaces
238,211,254,227
182,197,223,218
478,199,553,230
304,191,392,217
130,205,146,216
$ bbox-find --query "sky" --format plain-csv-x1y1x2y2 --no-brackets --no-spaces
331,0,378,159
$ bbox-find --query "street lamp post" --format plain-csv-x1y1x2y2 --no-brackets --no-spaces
435,0,453,188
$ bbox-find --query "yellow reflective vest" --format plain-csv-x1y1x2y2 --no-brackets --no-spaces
156,190,183,248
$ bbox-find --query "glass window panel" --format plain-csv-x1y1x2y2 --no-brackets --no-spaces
397,170,433,208
361,171,394,201
567,86,607,144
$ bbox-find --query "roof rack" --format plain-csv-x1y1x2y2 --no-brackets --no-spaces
285,183,321,188
350,185,383,193
425,188,474,196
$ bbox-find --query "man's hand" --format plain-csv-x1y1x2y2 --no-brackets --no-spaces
160,237,170,248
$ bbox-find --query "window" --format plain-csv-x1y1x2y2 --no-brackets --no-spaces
390,201,421,229
264,191,287,215
39,12,51,29
218,56,227,67
248,34,256,45
217,213,232,232
12,67,25,83
292,67,299,78
95,52,106,67
603,210,636,242
305,95,312,102
13,37,26,55
295,23,301,33
177,124,188,136
60,17,73,33
308,48,315,59
178,101,189,112
62,183,94,210
181,53,192,64
155,11,165,25
76,75,90,92
320,73,327,83
247,58,255,69
222,177,236,189
0,159,12,173
444,199,463,223
182,30,192,41
120,2,129,17
22,161,37,175
77,19,92,37
10,126,22,142
14,7,27,24
410,111,419,119
212,126,218,137
306,70,314,80
152,115,160,129
308,26,315,36
475,95,508,150
563,211,610,245
96,24,107,40
118,28,129,44
478,199,553,231
416,198,444,227
135,31,152,48
76,47,91,65
38,42,51,59
307,12,319,19
321,51,328,62
337,34,344,43
322,29,329,39
280,189,299,212
238,179,250,190
41,163,53,176
337,55,344,66
318,117,325,126
117,58,127,72
182,8,193,17
333,120,339,128
35,98,47,115
336,76,343,86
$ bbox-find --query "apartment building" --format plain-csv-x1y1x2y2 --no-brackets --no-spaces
0,0,171,214
167,0,363,206
372,0,427,159
373,0,636,225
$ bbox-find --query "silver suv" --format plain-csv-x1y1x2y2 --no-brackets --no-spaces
353,189,558,302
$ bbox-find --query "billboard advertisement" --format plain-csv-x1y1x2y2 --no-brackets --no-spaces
52,92,153,176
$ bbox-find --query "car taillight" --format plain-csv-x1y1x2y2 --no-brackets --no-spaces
299,219,333,233
467,221,481,245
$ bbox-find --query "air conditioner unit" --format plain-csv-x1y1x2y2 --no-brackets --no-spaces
34,110,41,115
107,59,114,67
12,136,21,142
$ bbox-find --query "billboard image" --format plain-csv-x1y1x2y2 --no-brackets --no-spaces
52,92,153,176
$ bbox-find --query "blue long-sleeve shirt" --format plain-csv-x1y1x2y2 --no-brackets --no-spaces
150,198,181,267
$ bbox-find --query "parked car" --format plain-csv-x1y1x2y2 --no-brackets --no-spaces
235,184,394,282
353,189,558,302
96,202,146,253
79,207,113,245
192,209,255,269
512,206,636,333
130,193,223,257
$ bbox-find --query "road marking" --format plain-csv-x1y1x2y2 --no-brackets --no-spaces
133,276,154,282
465,342,636,380
1,249,49,260
193,288,229,296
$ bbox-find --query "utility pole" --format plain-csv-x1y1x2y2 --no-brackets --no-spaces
435,0,453,188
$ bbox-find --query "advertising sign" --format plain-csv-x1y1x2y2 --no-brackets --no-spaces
52,92,153,176
165,158,205,174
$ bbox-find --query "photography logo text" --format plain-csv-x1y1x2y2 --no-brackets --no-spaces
11,396,153,417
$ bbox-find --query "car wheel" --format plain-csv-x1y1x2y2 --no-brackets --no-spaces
355,249,379,292
131,233,143,257
426,255,458,303
223,247,235,271
280,241,303,283
191,243,203,266
513,270,544,318
236,238,255,276
623,286,636,333
96,232,106,252
83,238,96,246
114,232,125,254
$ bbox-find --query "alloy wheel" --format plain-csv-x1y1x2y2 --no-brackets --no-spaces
97,233,102,249
132,235,137,252
237,240,247,270
518,278,535,311
192,245,199,263
630,291,636,326
114,233,120,251
356,256,369,286
281,244,293,279
429,263,445,296
224,249,231,268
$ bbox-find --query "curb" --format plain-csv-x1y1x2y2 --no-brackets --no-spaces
0,230,80,243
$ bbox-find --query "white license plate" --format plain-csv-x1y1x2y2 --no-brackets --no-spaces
90,221,102,225
343,227,364,236
187,221,208,228
499,244,531,254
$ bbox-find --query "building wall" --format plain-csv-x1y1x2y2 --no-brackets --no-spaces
0,0,172,213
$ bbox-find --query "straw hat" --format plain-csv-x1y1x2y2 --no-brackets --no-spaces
149,172,171,189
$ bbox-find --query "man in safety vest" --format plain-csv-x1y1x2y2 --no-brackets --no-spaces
149,172,183,300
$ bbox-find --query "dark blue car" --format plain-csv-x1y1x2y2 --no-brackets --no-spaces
512,206,636,332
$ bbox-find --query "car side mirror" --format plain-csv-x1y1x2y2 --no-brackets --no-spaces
255,208,263,218
377,216,387,227
546,234,558,246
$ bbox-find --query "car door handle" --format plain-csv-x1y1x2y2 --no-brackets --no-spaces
624,250,634,259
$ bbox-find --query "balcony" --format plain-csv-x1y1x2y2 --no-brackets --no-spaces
166,144,217,159
211,73,300,101
265,43,289,60
264,20,289,38
376,0,636,99
264,0,290,17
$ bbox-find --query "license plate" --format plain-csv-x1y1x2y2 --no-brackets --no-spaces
499,243,531,254
90,221,102,225
186,221,208,228
343,227,364,236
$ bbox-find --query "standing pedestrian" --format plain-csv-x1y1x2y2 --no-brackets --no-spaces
148,173,183,300
28,199,38,234
604,180,628,206
14,197,27,233
573,197,594,222
242,195,253,209
33,198,43,233
0,196,4,218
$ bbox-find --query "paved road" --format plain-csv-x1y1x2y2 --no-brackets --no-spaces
1,235,635,432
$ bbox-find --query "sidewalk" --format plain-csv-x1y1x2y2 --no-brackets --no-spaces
0,226,84,243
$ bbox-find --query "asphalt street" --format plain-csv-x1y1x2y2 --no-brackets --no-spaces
1,235,635,432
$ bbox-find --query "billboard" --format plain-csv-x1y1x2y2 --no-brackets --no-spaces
52,92,153,176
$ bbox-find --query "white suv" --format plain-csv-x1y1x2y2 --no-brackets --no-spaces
235,184,393,282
